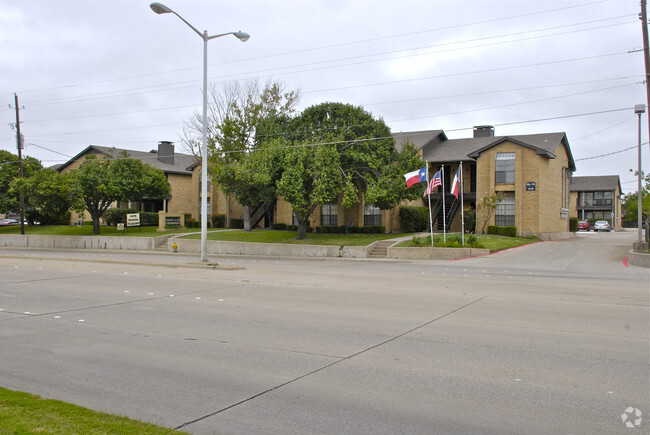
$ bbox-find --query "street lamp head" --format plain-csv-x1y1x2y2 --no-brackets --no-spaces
234,31,250,42
150,2,173,14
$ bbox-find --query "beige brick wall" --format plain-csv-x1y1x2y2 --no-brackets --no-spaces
167,173,194,216
475,141,571,235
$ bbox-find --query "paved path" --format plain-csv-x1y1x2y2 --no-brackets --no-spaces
0,231,647,434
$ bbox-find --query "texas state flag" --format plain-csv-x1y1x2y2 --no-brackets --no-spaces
451,167,461,199
403,167,427,188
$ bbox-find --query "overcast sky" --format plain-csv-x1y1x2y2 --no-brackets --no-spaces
1,0,647,193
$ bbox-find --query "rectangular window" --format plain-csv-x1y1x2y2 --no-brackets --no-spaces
495,193,515,226
321,202,338,226
495,152,515,183
364,204,382,226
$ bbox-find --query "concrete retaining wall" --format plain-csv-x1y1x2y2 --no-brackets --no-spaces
0,234,162,251
628,250,650,268
388,246,489,260
173,238,342,257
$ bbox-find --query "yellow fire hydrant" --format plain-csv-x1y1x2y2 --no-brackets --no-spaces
172,241,177,253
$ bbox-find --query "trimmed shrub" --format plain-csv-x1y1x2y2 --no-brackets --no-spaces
271,222,287,230
569,217,578,232
496,226,507,236
230,218,244,229
212,214,225,228
399,206,429,233
506,226,517,237
487,225,498,235
103,209,138,226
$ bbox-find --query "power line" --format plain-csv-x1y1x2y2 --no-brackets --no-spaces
3,0,615,100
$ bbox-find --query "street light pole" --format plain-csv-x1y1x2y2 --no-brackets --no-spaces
150,2,249,262
635,104,645,246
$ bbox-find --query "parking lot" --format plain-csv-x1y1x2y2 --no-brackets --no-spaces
0,230,648,434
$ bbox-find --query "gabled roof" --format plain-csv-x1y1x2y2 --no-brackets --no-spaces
57,145,198,175
421,132,576,171
392,130,447,152
570,175,621,192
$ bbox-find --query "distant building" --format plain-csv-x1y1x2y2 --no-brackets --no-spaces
569,175,622,227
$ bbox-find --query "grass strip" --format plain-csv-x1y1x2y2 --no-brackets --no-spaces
0,386,187,434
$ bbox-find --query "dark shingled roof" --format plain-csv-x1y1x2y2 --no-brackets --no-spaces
406,131,576,171
570,175,621,192
57,145,198,175
392,130,447,152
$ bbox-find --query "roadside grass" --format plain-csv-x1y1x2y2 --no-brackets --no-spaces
0,386,187,434
398,233,538,252
185,229,411,246
0,225,539,252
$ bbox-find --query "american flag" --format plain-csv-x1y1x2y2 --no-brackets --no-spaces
423,169,442,197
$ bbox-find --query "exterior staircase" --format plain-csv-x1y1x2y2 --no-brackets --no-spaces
367,239,397,258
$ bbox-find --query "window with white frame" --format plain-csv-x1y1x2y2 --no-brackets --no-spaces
495,193,515,226
495,152,515,183
321,202,338,226
364,204,382,226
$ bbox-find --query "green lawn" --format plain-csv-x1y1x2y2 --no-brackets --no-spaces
0,387,187,434
0,225,539,252
185,229,411,246
398,233,539,252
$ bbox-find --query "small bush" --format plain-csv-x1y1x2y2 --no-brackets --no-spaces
230,218,244,229
103,209,137,226
506,226,517,237
487,225,498,234
496,226,507,236
399,206,429,233
569,217,578,232
271,222,287,230
212,214,225,228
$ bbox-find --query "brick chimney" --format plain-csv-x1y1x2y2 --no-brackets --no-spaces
473,125,495,138
157,141,174,165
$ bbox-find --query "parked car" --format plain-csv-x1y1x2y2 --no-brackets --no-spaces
577,220,590,231
593,220,611,232
0,218,19,226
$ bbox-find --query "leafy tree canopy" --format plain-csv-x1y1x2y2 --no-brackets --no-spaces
274,102,397,239
70,153,170,234
0,150,42,214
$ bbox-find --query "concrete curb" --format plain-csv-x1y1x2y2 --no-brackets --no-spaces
627,250,650,268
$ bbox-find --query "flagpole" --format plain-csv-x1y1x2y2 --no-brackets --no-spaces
441,165,446,243
426,161,434,246
460,162,465,246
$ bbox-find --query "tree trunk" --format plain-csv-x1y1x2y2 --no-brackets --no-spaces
226,194,232,229
296,219,308,240
93,218,100,235
243,205,251,232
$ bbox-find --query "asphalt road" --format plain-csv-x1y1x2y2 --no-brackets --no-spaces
0,231,648,434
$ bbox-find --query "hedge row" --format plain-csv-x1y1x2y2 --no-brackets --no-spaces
103,209,158,227
487,225,517,237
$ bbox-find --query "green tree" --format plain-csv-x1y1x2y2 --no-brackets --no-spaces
364,140,426,232
0,150,42,214
622,173,650,222
476,192,504,234
184,79,300,230
10,168,76,225
70,154,170,234
275,102,396,239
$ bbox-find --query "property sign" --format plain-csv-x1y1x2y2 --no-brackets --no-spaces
165,216,181,227
526,182,536,191
126,213,140,227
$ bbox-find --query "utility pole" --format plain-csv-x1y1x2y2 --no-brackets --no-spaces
14,94,25,235
642,0,650,156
